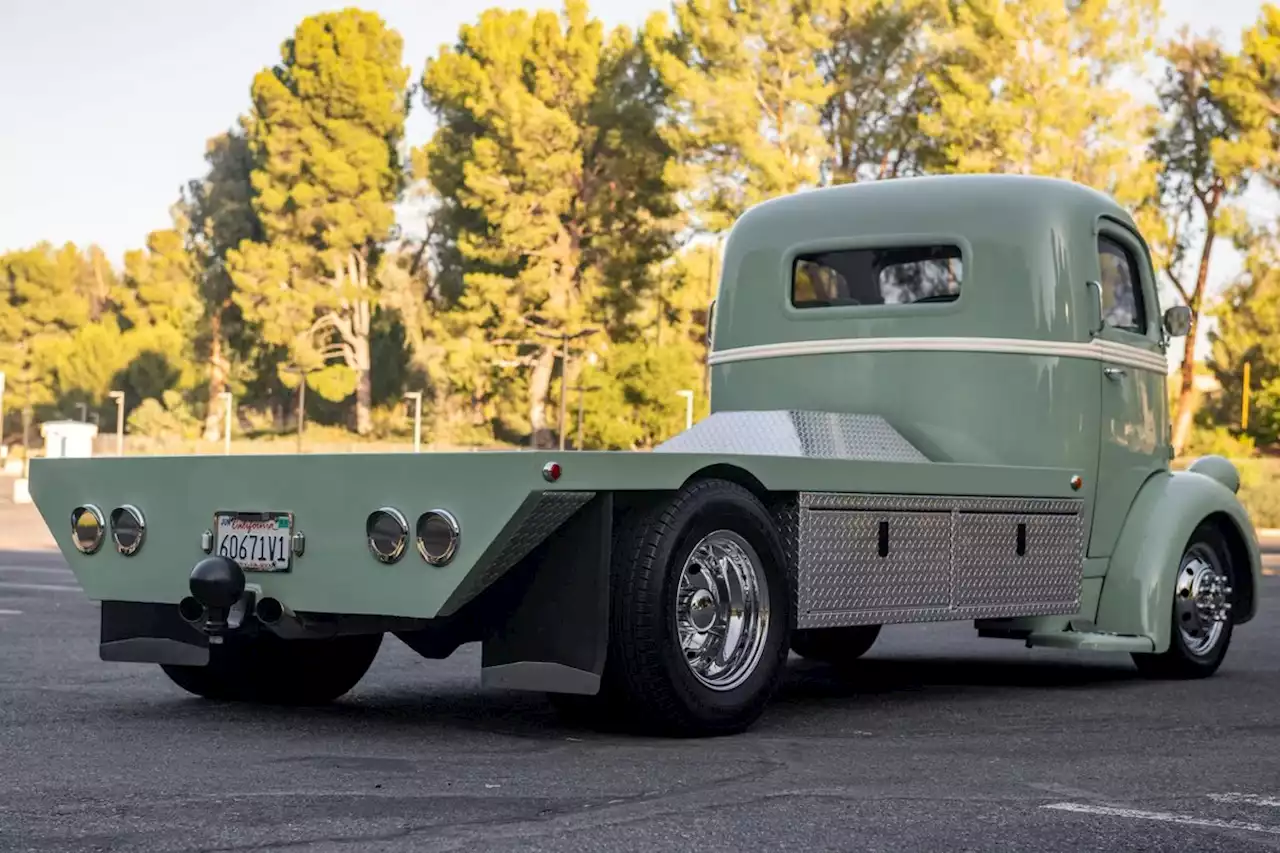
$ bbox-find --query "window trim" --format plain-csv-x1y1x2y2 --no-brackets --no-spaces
1096,234,1148,337
1093,216,1159,347
779,233,973,321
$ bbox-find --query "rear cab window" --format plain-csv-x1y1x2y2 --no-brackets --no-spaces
792,245,963,308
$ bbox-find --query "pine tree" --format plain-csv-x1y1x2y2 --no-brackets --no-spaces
226,9,410,435
418,0,681,447
643,0,838,232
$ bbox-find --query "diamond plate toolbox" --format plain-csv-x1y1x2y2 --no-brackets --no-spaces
792,492,1085,629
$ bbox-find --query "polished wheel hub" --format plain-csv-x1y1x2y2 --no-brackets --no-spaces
675,530,770,692
1175,550,1233,656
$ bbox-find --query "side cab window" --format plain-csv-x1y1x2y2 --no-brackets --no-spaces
1097,234,1148,335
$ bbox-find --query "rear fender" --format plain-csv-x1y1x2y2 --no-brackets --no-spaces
1093,468,1261,652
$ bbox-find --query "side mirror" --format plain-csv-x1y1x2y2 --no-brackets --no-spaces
1163,305,1191,337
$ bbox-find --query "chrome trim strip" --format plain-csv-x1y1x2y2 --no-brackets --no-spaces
707,336,1168,374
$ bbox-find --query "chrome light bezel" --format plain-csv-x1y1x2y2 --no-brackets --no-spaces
109,504,146,556
416,509,460,566
366,507,409,564
70,504,106,555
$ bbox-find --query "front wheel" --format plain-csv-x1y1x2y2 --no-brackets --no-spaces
1131,521,1236,679
160,631,384,705
601,479,792,737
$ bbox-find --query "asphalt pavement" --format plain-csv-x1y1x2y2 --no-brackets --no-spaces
3,547,1280,852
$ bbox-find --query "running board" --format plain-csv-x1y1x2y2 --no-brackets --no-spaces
1024,631,1154,653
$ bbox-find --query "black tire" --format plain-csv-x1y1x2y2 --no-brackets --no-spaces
791,625,881,665
160,630,384,705
601,478,792,737
1131,521,1236,679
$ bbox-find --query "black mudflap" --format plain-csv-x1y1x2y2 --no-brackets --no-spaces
100,600,210,666
480,492,612,695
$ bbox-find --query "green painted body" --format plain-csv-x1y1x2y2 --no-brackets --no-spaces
29,449,1080,620
26,174,1262,656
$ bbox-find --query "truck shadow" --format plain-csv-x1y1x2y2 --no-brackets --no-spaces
118,652,1149,742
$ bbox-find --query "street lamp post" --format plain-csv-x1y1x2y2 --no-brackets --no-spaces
76,402,87,422
108,391,124,456
404,391,423,453
675,389,694,432
0,370,6,459
219,392,233,455
534,328,598,451
572,383,600,450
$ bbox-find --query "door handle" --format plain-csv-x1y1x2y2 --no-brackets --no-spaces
1104,366,1126,380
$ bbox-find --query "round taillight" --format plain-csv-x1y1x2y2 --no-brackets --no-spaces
542,461,562,482
71,505,105,555
416,509,459,566
110,505,146,555
366,508,409,564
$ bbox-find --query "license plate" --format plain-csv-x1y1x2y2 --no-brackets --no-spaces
214,511,293,572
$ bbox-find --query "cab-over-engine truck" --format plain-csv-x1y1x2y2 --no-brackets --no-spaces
29,174,1261,737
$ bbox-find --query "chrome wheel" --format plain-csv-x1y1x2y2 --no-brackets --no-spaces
1175,546,1233,657
674,529,771,692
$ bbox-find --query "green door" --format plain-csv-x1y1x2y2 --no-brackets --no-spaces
1087,219,1170,559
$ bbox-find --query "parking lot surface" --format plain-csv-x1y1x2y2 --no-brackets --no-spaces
2,546,1280,852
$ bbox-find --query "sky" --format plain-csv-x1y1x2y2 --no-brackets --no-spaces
0,0,1272,361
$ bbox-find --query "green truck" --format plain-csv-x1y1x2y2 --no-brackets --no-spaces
30,174,1260,737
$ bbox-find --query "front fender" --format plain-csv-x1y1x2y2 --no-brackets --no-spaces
1093,468,1261,653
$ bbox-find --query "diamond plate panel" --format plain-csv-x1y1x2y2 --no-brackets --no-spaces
802,492,1081,515
797,599,1082,629
799,509,951,613
791,491,1086,630
438,490,595,616
953,511,1084,608
653,410,929,462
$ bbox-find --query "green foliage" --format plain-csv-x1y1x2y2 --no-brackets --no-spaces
127,390,202,440
10,0,1280,462
819,0,948,183
919,0,1162,219
418,0,682,447
227,8,410,435
643,0,836,231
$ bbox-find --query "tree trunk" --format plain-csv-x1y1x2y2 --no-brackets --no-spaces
1170,306,1200,457
202,313,226,442
352,332,372,436
1170,192,1219,457
528,346,557,448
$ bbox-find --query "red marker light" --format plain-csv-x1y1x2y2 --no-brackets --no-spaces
542,461,562,482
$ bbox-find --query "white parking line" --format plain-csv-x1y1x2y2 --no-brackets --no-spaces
0,581,80,593
0,609,21,616
0,565,74,577
1042,802,1280,836
1208,793,1280,808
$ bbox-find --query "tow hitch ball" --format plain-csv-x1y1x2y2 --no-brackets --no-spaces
179,556,247,642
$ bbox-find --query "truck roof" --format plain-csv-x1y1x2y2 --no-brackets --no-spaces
734,173,1137,239
714,173,1152,350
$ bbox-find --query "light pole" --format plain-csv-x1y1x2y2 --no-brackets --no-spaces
76,402,87,422
534,327,598,451
676,389,694,432
0,370,6,459
572,383,600,450
219,391,233,455
108,391,124,456
404,391,422,453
